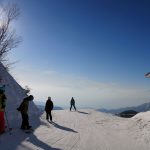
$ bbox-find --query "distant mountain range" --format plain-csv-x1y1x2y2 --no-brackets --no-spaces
34,101,63,112
97,102,150,114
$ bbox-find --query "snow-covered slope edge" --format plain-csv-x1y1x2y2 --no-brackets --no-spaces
129,111,150,146
1,109,150,150
0,62,38,128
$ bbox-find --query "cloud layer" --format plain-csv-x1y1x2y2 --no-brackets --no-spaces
12,67,150,109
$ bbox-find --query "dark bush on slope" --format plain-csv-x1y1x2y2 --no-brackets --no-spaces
117,110,138,118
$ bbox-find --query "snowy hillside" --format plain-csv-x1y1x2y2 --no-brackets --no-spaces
1,109,150,150
0,62,38,128
1,62,150,150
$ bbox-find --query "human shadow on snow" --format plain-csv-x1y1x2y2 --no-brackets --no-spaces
26,132,61,150
0,114,62,150
28,115,62,150
77,111,89,114
49,121,78,133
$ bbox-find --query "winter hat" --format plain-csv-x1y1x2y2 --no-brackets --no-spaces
48,97,51,100
28,95,34,101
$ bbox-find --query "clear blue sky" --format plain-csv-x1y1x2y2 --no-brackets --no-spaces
5,0,150,108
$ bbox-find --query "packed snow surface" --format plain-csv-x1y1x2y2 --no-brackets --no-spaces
1,109,150,150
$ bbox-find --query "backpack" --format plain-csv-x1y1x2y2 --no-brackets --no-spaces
17,102,23,111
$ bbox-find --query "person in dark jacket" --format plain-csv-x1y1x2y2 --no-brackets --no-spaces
70,97,76,111
0,89,6,134
45,97,53,122
17,95,34,130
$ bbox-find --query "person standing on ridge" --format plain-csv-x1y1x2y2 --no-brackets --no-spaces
17,95,34,130
0,89,6,134
70,97,76,111
45,97,53,122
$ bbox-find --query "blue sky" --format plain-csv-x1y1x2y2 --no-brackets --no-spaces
3,0,150,108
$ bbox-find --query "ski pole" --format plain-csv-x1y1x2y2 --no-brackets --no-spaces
4,111,12,135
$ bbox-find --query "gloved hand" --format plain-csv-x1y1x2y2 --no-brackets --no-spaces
17,107,21,111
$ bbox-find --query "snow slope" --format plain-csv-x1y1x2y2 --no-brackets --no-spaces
0,62,38,128
1,109,150,150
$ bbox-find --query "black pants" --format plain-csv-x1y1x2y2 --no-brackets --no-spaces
21,113,30,129
46,111,52,121
70,104,76,111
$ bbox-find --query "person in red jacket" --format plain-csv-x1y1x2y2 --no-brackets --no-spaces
45,97,53,122
0,89,6,134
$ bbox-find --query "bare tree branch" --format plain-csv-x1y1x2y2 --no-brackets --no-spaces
0,2,21,68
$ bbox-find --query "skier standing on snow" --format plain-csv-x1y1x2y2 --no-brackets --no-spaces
45,97,53,122
0,89,6,134
70,97,76,111
17,95,34,130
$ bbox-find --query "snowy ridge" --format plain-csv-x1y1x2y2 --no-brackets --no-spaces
1,62,150,149
133,111,150,121
0,62,38,128
129,111,150,145
1,109,150,150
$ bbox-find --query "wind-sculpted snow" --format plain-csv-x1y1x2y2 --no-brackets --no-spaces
0,109,150,150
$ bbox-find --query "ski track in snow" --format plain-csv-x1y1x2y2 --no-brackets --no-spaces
0,109,150,150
